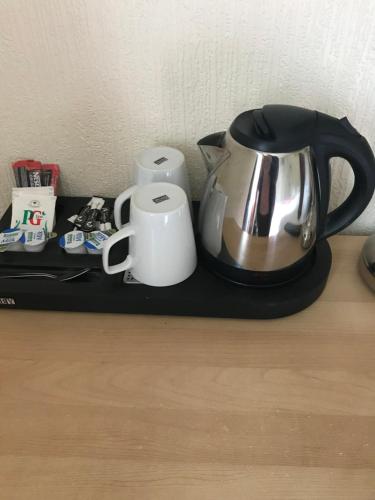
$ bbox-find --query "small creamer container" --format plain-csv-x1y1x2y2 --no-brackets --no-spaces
84,231,109,255
59,231,87,254
0,228,24,252
22,229,47,252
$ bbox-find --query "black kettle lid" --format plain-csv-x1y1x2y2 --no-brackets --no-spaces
229,104,318,152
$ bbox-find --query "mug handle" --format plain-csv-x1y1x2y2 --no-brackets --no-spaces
102,224,135,275
114,185,138,229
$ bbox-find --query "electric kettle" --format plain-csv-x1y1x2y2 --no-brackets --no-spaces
198,105,375,285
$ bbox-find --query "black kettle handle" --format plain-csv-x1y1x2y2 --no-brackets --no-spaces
313,114,375,239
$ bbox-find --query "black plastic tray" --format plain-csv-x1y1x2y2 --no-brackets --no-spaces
0,197,332,318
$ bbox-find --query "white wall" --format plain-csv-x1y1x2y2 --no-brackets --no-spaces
1,0,375,232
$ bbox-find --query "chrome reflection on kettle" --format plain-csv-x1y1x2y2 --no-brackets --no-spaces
198,105,375,286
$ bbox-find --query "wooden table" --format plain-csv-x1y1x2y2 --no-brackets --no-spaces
0,235,374,500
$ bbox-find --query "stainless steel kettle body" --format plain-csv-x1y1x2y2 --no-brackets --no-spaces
198,105,375,286
199,133,317,281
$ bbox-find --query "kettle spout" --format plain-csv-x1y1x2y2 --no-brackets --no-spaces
198,131,227,173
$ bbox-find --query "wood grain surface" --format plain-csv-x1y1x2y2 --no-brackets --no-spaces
0,235,374,500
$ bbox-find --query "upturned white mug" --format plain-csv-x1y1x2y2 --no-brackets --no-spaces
134,146,192,206
103,182,197,287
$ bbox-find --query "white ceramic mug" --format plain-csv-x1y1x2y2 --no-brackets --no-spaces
134,146,192,205
103,183,197,287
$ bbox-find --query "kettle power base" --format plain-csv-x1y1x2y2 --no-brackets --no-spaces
0,197,332,319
